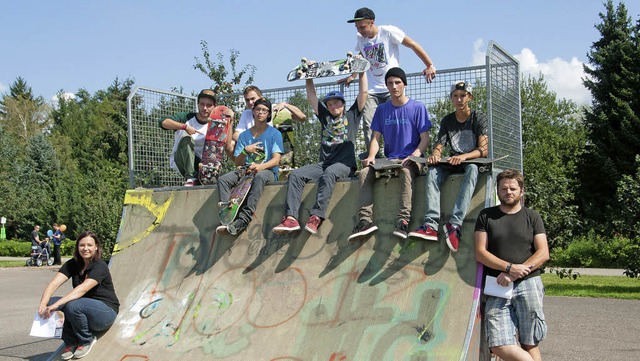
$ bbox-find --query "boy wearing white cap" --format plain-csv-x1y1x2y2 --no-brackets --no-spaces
409,81,488,252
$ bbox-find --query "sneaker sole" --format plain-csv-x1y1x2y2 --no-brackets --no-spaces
408,233,438,241
347,226,378,242
61,352,74,361
273,226,300,234
304,226,318,234
392,231,408,239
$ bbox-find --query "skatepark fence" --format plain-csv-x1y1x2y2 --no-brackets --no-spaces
127,41,521,189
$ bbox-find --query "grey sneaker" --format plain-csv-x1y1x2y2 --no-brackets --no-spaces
73,337,96,359
227,219,248,236
61,346,76,360
392,219,409,239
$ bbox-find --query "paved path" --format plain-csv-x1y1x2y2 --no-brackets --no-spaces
0,266,638,360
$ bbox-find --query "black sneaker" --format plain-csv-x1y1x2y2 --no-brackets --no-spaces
347,219,378,242
227,219,248,236
393,219,409,239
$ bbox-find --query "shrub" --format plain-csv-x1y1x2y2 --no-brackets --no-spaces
550,231,632,268
0,240,33,257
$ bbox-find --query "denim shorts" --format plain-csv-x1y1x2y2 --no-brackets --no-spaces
484,276,547,348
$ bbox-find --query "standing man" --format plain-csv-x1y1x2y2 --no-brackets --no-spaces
31,225,42,248
475,169,549,361
159,89,234,186
339,7,436,151
52,223,63,265
348,67,431,241
409,81,488,252
272,72,368,235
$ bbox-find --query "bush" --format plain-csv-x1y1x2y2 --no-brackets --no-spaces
0,239,75,257
0,240,32,257
550,231,632,268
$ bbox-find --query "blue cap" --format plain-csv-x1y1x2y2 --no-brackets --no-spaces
323,91,345,103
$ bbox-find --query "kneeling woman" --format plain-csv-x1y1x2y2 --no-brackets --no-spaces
38,231,119,360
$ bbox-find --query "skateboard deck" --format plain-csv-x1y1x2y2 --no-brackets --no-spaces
198,106,231,185
407,155,508,173
218,151,266,225
287,53,371,81
273,108,295,168
369,158,403,179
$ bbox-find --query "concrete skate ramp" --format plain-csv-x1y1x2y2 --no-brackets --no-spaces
94,173,493,360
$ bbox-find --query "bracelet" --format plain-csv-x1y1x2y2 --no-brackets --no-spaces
505,262,512,273
181,123,187,130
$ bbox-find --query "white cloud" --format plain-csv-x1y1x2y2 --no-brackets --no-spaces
0,82,7,94
470,39,591,105
470,39,486,66
50,92,76,108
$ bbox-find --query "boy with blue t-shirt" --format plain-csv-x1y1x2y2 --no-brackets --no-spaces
348,67,432,241
216,98,284,236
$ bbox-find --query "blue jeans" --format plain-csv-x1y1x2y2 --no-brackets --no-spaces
218,169,275,224
49,296,117,346
284,162,353,219
423,163,479,228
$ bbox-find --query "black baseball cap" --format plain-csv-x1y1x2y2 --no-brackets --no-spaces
347,7,375,23
197,89,217,103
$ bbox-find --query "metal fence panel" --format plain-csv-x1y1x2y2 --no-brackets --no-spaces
127,42,521,189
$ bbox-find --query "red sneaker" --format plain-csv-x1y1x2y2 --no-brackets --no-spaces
408,224,438,241
305,215,322,234
445,223,461,252
273,216,301,234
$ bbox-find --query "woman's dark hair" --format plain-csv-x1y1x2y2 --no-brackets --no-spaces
73,230,102,262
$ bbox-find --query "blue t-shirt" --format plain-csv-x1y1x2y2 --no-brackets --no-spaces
234,125,284,175
53,230,63,246
371,98,432,159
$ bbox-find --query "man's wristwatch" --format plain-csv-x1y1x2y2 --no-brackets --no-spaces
505,262,513,273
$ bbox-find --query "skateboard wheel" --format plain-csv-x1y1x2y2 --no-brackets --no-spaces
301,57,307,63
343,64,350,71
297,70,302,77
347,51,353,57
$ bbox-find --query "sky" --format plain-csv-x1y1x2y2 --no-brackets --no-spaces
1,0,639,106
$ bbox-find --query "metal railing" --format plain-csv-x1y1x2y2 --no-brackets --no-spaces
127,41,521,188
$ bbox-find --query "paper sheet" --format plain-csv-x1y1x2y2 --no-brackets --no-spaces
30,311,64,338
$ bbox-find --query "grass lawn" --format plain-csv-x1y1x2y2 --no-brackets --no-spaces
542,273,640,300
0,260,29,267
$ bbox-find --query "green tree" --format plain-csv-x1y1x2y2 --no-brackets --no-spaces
579,0,640,223
193,42,256,106
521,75,586,249
0,78,51,144
12,134,58,237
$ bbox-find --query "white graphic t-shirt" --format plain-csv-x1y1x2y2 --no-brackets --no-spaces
354,25,406,94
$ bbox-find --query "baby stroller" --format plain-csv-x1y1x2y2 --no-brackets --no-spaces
26,245,54,267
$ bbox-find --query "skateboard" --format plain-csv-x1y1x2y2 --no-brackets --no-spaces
198,106,231,185
286,52,371,81
407,155,508,173
272,108,295,169
369,158,403,179
218,151,266,226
